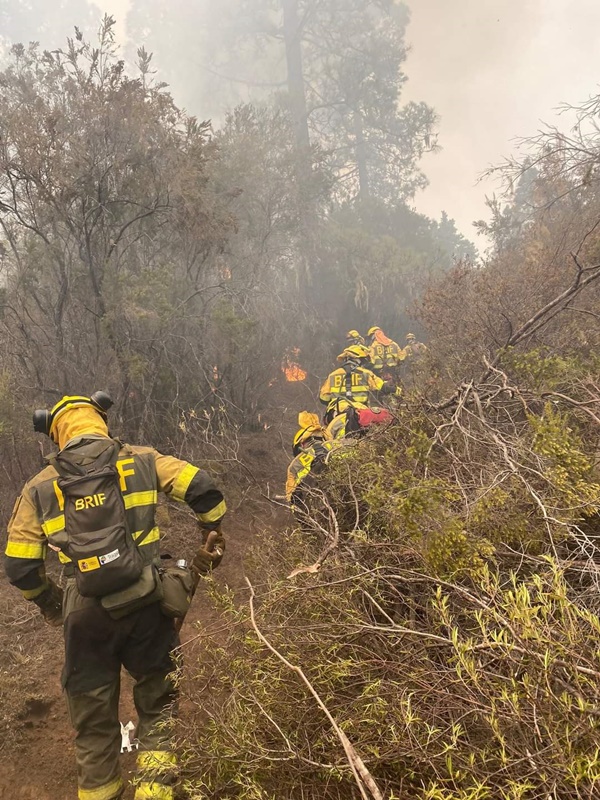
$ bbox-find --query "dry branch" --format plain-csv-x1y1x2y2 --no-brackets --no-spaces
245,576,384,800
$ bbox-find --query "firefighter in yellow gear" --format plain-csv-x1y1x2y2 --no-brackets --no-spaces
403,333,428,386
345,329,365,346
325,400,393,440
365,326,405,375
4,394,227,800
324,399,368,439
319,345,400,413
286,412,337,504
404,332,428,359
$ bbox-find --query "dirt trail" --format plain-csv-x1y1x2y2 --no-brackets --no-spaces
0,505,286,800
0,383,301,799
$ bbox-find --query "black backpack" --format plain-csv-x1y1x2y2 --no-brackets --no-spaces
50,438,144,598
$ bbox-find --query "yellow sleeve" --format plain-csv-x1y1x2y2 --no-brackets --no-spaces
285,463,298,501
5,490,46,559
5,488,49,598
153,451,199,500
319,376,332,404
153,451,226,528
368,371,385,391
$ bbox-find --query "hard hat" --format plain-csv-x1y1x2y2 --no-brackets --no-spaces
293,411,326,456
367,326,381,336
346,329,361,339
33,392,114,438
337,344,370,362
406,332,416,341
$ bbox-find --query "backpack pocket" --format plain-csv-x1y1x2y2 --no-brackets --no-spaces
58,465,144,598
67,523,144,597
100,564,162,619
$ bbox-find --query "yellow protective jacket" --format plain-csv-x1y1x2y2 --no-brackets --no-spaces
4,436,226,600
319,364,385,406
286,441,338,501
404,341,428,360
368,332,405,372
326,413,349,440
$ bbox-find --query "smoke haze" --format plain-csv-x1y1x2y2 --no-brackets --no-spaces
404,0,600,241
59,1,600,243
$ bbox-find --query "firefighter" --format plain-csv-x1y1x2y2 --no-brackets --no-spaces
319,345,400,415
365,326,405,377
404,332,428,360
326,401,393,440
403,333,428,387
286,412,336,504
4,394,227,800
345,329,365,346
325,399,366,440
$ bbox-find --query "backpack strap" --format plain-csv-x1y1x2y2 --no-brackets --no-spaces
343,365,355,398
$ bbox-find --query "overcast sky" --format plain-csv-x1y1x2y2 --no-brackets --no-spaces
403,0,600,242
96,0,600,244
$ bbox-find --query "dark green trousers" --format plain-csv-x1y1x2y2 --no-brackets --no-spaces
63,581,178,800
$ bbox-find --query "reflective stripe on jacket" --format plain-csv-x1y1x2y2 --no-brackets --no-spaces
369,340,405,371
5,439,225,598
319,365,384,406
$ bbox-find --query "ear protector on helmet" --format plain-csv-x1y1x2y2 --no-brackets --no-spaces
33,391,114,437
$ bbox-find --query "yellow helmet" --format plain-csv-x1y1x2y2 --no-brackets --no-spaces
346,329,365,345
33,392,113,440
367,326,381,336
337,344,370,362
293,411,327,456
406,332,416,341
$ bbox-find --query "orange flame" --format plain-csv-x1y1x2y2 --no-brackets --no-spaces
284,363,307,381
282,347,307,382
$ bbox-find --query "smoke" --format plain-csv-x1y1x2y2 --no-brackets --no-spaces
404,0,600,241
91,0,129,42
89,0,600,244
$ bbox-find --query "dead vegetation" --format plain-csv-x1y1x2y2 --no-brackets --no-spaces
173,118,600,798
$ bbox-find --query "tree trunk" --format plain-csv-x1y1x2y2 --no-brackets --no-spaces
354,111,370,200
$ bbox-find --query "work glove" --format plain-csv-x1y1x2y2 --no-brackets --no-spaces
394,385,403,398
192,527,225,576
32,579,63,627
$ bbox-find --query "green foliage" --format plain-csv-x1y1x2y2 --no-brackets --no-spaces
529,404,600,518
313,198,475,352
177,353,600,797
178,535,600,798
501,348,590,392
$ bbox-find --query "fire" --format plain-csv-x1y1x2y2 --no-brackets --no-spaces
282,347,307,382
284,363,307,381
